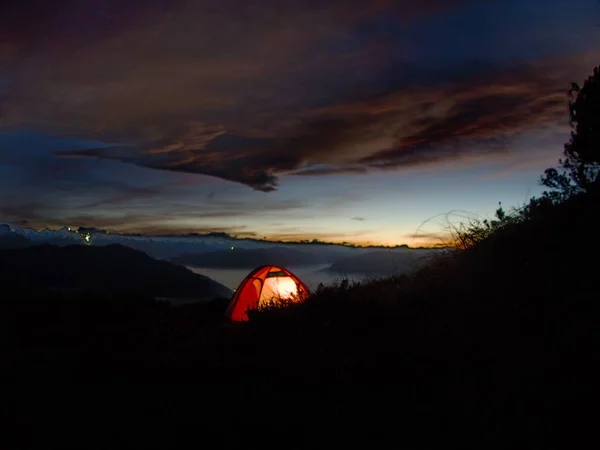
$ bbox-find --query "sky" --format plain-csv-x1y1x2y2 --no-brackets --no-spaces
1,0,599,246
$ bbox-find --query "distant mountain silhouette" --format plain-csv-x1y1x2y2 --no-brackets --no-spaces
0,223,83,248
0,244,233,301
326,249,439,275
170,247,332,269
0,223,32,249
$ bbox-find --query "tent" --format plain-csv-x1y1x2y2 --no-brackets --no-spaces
225,265,310,321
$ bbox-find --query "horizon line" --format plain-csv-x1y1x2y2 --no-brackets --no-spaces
1,221,450,250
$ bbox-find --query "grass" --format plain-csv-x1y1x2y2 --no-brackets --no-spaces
1,190,599,449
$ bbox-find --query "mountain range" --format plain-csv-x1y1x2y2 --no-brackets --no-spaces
0,244,233,301
0,222,433,260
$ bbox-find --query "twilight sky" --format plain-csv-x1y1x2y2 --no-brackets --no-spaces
1,0,599,246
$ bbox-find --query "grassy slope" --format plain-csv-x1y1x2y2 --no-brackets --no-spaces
1,193,599,449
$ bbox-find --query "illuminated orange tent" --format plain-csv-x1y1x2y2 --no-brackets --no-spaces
225,265,310,321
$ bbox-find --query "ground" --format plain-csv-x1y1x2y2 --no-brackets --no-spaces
1,191,598,449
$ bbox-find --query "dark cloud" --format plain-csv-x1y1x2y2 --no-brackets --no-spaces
0,1,466,127
292,167,369,177
1,1,475,137
1,0,597,195
0,0,464,49
0,1,179,54
56,59,575,190
59,143,280,192
0,181,161,229
0,198,251,234
0,201,50,224
0,158,305,230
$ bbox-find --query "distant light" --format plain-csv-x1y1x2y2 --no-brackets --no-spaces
84,235,91,243
67,227,71,231
231,246,234,250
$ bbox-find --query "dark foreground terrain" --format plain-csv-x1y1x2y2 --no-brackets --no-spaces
1,192,598,449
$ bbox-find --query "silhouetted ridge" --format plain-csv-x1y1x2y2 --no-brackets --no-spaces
0,233,31,250
0,244,232,300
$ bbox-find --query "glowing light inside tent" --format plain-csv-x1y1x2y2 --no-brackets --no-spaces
258,276,300,307
226,265,310,322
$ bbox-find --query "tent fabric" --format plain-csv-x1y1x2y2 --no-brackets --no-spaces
225,265,310,321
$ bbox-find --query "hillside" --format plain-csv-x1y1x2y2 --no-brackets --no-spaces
0,244,232,301
0,233,31,250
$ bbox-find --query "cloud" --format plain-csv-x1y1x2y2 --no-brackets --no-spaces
290,166,369,177
2,1,597,193
1,1,467,135
0,162,305,231
0,0,465,51
0,198,252,234
56,57,579,190
404,231,452,247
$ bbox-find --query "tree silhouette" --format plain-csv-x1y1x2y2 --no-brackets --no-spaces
565,66,600,165
541,65,600,197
